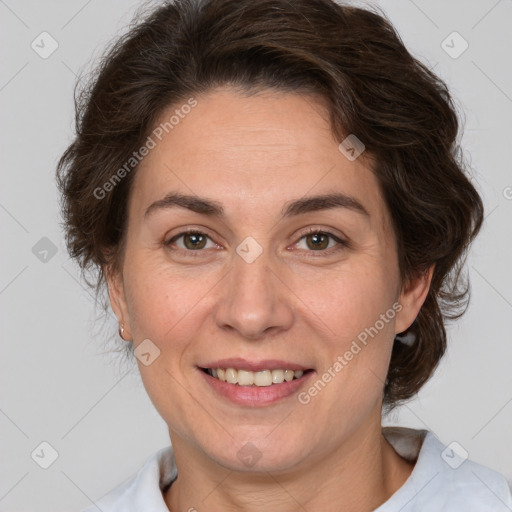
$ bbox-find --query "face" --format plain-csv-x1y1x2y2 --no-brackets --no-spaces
108,87,431,473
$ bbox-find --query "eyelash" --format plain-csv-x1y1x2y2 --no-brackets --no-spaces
164,227,349,257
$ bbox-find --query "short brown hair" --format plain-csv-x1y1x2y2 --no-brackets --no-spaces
56,0,484,409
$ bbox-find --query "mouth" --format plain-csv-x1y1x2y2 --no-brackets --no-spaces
198,358,315,406
200,367,312,386
196,357,315,407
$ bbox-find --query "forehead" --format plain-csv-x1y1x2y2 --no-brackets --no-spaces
130,88,389,231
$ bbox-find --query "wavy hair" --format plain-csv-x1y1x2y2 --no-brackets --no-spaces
56,0,484,408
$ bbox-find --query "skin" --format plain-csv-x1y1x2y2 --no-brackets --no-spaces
106,87,433,512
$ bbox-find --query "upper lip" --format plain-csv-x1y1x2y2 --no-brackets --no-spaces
200,358,312,372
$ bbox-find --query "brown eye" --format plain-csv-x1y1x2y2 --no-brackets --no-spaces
165,231,214,251
305,232,330,250
295,230,346,253
182,232,207,250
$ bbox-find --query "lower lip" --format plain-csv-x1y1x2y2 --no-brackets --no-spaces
199,368,314,406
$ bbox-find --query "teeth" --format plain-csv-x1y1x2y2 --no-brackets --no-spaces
237,369,254,386
254,370,272,387
207,367,306,386
284,369,294,382
225,368,237,384
272,369,284,383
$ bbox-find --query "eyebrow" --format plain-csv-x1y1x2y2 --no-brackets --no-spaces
144,191,370,220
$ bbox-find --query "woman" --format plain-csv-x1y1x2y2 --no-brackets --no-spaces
56,0,512,510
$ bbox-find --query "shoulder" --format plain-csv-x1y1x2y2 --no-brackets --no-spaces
379,427,512,511
80,446,177,512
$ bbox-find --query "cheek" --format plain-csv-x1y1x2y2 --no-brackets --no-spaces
297,258,400,411
301,274,398,428
123,255,209,341
122,261,212,424
300,262,399,344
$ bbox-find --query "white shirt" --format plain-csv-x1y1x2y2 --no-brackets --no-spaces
81,427,512,511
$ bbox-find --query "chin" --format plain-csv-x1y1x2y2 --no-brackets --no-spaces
204,434,310,474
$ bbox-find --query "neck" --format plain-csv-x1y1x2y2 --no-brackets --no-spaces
163,421,414,512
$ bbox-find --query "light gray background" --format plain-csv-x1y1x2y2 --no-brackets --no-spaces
1,1,511,510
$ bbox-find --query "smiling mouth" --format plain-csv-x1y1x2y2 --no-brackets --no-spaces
201,367,312,386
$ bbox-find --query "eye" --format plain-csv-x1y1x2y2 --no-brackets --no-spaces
164,228,348,257
165,230,218,253
294,228,348,254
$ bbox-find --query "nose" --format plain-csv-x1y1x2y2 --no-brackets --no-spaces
213,247,294,340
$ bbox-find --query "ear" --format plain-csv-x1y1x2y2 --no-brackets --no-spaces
395,265,435,334
104,265,133,342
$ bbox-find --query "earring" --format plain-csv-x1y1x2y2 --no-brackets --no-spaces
395,331,416,346
119,322,133,342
